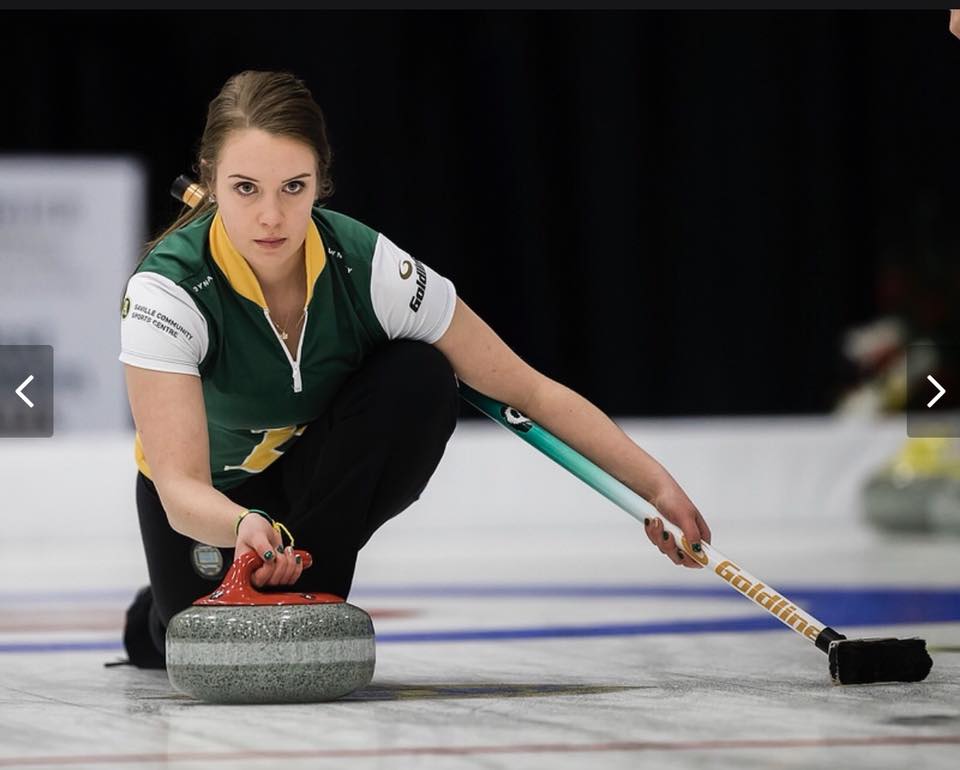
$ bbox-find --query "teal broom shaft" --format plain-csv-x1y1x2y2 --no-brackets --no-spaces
457,382,833,648
460,383,663,529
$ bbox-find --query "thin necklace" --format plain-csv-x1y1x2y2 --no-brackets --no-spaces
272,307,305,340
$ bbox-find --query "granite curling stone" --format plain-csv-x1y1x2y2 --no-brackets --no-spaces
166,550,375,704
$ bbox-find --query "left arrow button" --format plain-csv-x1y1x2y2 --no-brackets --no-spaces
0,346,53,437
15,375,35,408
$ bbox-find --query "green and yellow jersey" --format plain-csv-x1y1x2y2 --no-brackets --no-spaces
119,207,456,490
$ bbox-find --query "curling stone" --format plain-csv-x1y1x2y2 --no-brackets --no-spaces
166,550,375,704
862,437,960,534
861,473,938,532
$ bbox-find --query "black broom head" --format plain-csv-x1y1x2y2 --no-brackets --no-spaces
828,637,933,685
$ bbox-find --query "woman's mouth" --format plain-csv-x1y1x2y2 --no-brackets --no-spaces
254,238,287,250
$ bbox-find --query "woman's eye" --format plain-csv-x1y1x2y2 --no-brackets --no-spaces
232,180,305,196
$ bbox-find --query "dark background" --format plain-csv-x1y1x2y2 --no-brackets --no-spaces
3,10,959,416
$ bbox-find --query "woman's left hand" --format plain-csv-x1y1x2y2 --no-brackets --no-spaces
644,484,712,569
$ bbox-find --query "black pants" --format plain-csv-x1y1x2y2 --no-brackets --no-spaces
124,340,460,667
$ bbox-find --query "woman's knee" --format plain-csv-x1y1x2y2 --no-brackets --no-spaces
370,340,460,429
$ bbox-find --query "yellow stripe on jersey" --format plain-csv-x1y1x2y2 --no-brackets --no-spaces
134,432,153,481
208,212,327,309
222,425,308,474
134,424,309,483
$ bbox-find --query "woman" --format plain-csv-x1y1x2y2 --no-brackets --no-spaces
118,70,712,668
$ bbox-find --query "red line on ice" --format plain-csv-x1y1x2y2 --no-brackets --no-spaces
1,735,958,766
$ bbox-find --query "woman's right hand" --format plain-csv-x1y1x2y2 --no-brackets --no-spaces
234,512,304,588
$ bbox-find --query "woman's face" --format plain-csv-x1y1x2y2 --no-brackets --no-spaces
212,128,318,276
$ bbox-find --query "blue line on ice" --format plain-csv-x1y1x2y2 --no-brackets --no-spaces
2,586,957,653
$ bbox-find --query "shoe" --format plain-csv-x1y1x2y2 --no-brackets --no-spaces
120,585,167,669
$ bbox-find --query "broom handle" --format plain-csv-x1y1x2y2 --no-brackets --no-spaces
459,383,842,652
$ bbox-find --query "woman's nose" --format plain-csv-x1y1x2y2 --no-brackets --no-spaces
258,195,284,227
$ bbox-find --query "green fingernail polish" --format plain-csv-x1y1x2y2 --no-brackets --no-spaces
263,550,274,561
277,544,285,553
295,554,302,564
662,531,669,541
693,543,702,552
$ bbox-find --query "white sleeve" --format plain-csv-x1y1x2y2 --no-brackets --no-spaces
369,233,457,343
119,272,209,376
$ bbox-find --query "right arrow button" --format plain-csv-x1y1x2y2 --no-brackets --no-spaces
927,375,946,408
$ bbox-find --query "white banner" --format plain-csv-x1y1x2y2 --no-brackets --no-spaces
0,157,145,433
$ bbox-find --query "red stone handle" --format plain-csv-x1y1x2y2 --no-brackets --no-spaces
193,549,344,606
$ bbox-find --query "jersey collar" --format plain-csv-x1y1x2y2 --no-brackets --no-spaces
208,211,326,309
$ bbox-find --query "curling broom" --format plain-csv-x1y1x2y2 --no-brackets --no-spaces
457,385,933,686
168,173,933,684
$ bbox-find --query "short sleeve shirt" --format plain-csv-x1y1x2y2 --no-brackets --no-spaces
119,207,456,490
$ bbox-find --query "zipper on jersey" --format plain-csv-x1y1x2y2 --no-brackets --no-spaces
263,307,307,393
